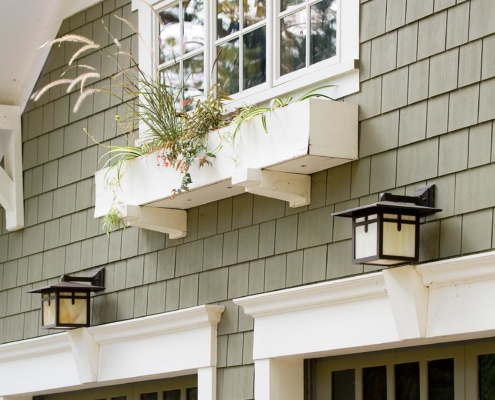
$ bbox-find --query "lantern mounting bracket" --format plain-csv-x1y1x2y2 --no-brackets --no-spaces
60,268,105,291
379,185,436,208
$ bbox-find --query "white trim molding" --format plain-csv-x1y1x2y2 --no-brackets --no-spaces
0,305,224,399
0,105,24,231
234,251,495,400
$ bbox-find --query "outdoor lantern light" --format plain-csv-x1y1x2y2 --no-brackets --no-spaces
332,185,441,266
29,269,105,329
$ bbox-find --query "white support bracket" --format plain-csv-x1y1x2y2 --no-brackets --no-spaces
0,105,24,231
119,204,187,239
67,328,100,384
231,168,311,208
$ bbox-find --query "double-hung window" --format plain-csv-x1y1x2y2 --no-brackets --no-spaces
135,0,358,107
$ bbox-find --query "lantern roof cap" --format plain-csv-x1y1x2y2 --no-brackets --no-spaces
332,200,442,218
28,281,105,293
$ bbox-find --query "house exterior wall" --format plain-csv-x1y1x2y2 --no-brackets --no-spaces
1,0,495,399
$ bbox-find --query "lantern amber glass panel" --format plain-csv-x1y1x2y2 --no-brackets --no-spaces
353,212,418,266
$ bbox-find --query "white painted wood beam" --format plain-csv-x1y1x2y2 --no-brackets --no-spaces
0,105,24,231
119,204,187,239
232,168,311,208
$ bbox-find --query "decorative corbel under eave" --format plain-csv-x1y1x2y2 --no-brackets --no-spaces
0,105,24,231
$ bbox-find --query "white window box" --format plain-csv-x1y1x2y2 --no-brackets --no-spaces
94,98,358,237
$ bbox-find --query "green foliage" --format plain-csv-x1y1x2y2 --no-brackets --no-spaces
101,206,125,236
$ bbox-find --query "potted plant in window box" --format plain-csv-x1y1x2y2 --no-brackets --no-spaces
33,20,358,238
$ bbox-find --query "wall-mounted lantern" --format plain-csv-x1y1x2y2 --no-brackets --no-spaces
28,269,105,329
332,185,441,266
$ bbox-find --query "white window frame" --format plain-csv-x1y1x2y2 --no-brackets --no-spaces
311,344,466,399
132,0,358,115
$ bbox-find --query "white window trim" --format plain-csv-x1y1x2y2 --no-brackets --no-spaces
0,305,224,399
234,251,495,400
131,0,359,116
0,105,24,232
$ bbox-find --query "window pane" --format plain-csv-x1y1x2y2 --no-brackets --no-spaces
243,26,266,89
280,9,306,76
159,5,180,64
183,54,204,99
217,39,239,95
395,362,420,400
183,0,204,54
332,369,355,400
111,397,126,400
164,389,181,400
363,365,387,400
479,353,495,400
217,0,240,39
161,63,181,92
140,393,158,400
428,358,454,400
244,0,266,27
310,0,337,65
281,0,304,12
187,387,198,400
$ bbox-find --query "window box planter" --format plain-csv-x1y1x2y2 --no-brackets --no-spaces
94,99,358,237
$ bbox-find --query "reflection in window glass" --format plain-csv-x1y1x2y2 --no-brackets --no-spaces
244,0,266,27
159,5,180,64
217,39,240,95
217,0,240,39
395,362,420,400
363,365,387,400
140,393,158,400
161,63,181,92
310,0,337,65
183,53,204,100
183,1,204,55
332,369,355,400
428,358,454,400
479,353,495,400
187,387,198,400
164,389,181,400
280,0,304,12
243,27,266,90
280,9,306,76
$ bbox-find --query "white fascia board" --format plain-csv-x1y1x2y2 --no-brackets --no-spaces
235,251,495,361
234,272,386,318
0,305,224,398
416,250,495,287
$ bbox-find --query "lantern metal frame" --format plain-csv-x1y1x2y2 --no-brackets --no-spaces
28,269,105,329
332,185,442,266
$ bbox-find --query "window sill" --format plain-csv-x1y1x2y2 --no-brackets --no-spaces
94,98,358,237
225,60,360,112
